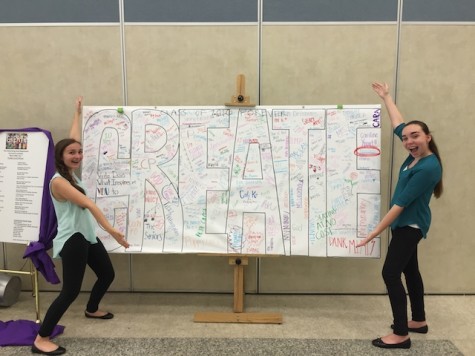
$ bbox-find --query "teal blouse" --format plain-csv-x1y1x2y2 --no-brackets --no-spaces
390,123,442,237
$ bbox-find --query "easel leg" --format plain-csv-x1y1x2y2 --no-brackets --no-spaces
30,261,41,323
233,262,244,313
0,260,41,322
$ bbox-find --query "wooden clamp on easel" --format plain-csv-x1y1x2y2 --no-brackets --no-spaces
193,256,283,324
225,74,256,107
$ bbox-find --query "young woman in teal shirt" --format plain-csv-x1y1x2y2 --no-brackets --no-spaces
357,82,443,349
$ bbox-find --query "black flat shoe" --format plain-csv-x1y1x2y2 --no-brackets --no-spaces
31,344,66,355
391,324,428,333
372,337,411,349
85,311,114,319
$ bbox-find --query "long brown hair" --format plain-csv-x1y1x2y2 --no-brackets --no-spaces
406,120,443,198
54,138,86,195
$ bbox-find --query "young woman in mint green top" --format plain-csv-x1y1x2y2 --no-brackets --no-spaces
33,97,130,355
49,172,97,258
357,83,443,350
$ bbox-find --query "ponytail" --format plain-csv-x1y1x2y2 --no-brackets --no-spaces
429,139,443,198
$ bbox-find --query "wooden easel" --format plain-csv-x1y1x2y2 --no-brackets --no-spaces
195,82,279,323
193,256,283,324
225,74,256,107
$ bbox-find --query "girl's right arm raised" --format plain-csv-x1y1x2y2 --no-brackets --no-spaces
69,96,83,142
372,82,404,129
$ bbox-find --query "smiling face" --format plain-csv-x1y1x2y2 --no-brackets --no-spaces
62,142,83,171
401,123,432,159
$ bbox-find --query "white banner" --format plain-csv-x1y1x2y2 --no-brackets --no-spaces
82,106,381,257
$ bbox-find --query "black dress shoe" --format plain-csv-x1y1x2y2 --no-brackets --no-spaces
372,337,411,349
85,311,114,319
391,324,428,333
31,344,66,355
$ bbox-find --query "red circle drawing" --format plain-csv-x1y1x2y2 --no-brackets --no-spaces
353,146,381,157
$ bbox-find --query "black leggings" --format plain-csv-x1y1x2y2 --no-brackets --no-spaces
382,226,425,336
38,233,115,337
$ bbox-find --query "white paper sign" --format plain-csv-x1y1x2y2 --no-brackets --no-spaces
0,131,48,243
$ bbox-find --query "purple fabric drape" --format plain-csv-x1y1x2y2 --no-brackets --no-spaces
0,127,59,284
0,320,64,346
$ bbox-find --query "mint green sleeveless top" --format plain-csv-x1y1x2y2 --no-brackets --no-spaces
50,172,98,258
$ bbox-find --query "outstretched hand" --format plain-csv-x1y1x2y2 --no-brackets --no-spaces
356,231,377,248
109,228,130,248
372,82,390,99
356,236,371,248
75,96,83,115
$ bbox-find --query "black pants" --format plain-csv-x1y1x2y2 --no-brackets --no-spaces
382,226,425,336
38,233,115,337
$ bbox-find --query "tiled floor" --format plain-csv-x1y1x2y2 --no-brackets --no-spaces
1,292,474,355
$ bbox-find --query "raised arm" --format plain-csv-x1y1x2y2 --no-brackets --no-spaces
69,96,83,141
372,82,404,129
